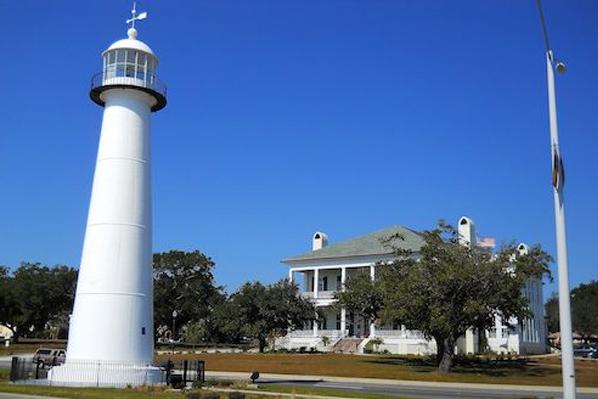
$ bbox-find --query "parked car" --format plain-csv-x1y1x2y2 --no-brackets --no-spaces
32,348,66,367
573,346,597,358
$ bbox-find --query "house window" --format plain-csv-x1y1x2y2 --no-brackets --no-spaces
336,275,342,290
319,276,328,291
336,313,341,330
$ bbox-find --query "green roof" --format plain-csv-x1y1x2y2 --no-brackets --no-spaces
282,225,425,263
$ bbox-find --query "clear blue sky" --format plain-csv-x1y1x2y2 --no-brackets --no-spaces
0,1,596,299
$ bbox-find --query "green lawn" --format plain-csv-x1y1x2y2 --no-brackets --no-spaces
0,368,10,381
0,384,182,399
158,352,598,387
0,383,378,399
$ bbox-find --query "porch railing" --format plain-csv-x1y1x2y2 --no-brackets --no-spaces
375,329,426,339
288,329,344,338
300,290,336,300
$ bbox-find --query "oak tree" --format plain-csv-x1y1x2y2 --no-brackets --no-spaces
379,222,551,373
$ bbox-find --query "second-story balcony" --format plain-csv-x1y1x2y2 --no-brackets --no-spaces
301,290,336,300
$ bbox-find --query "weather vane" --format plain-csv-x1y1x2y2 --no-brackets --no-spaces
126,1,147,30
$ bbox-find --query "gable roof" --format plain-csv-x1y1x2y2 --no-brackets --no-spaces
282,225,425,263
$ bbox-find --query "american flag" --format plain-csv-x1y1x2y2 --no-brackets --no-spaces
477,236,496,249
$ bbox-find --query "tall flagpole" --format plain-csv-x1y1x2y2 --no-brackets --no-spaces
536,1,576,398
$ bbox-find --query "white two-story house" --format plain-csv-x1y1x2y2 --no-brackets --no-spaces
277,216,547,355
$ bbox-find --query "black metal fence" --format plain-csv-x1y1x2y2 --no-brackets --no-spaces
9,357,205,388
163,359,205,388
10,357,49,382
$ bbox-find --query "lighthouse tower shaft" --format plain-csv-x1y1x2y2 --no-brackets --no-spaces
67,89,154,363
49,23,166,386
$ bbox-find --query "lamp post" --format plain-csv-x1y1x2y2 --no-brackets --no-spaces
536,1,576,398
171,310,178,354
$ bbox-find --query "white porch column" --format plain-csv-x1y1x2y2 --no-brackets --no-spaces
340,267,347,337
288,268,293,283
465,329,475,354
370,324,376,337
313,268,320,337
369,265,376,337
313,268,319,299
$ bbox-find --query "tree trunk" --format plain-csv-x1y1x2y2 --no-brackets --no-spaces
258,337,266,353
436,336,455,374
477,329,488,353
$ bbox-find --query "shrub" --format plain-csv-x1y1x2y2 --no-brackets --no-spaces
228,393,246,399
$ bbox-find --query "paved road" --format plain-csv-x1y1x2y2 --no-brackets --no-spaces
206,371,598,399
261,379,598,399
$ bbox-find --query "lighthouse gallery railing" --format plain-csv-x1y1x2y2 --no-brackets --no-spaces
91,71,167,99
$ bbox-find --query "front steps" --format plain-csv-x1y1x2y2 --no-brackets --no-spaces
332,337,363,354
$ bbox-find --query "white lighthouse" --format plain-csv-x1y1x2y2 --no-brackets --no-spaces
49,5,166,386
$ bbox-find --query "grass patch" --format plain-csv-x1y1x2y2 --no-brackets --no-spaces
258,383,408,398
0,383,180,399
156,352,598,387
0,383,293,399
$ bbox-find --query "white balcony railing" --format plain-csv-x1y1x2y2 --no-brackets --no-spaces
300,291,336,300
318,291,335,299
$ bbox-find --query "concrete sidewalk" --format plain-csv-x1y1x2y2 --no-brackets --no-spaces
206,370,598,394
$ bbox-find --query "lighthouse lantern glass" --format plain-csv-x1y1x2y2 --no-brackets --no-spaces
102,49,157,89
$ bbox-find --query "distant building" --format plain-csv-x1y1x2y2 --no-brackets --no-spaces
277,216,547,355
0,325,14,340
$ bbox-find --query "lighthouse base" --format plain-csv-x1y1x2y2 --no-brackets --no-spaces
47,360,164,387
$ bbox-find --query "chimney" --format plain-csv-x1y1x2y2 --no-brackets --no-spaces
517,243,529,256
458,216,476,247
312,231,328,251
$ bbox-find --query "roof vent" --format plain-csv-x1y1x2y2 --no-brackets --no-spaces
312,231,328,251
